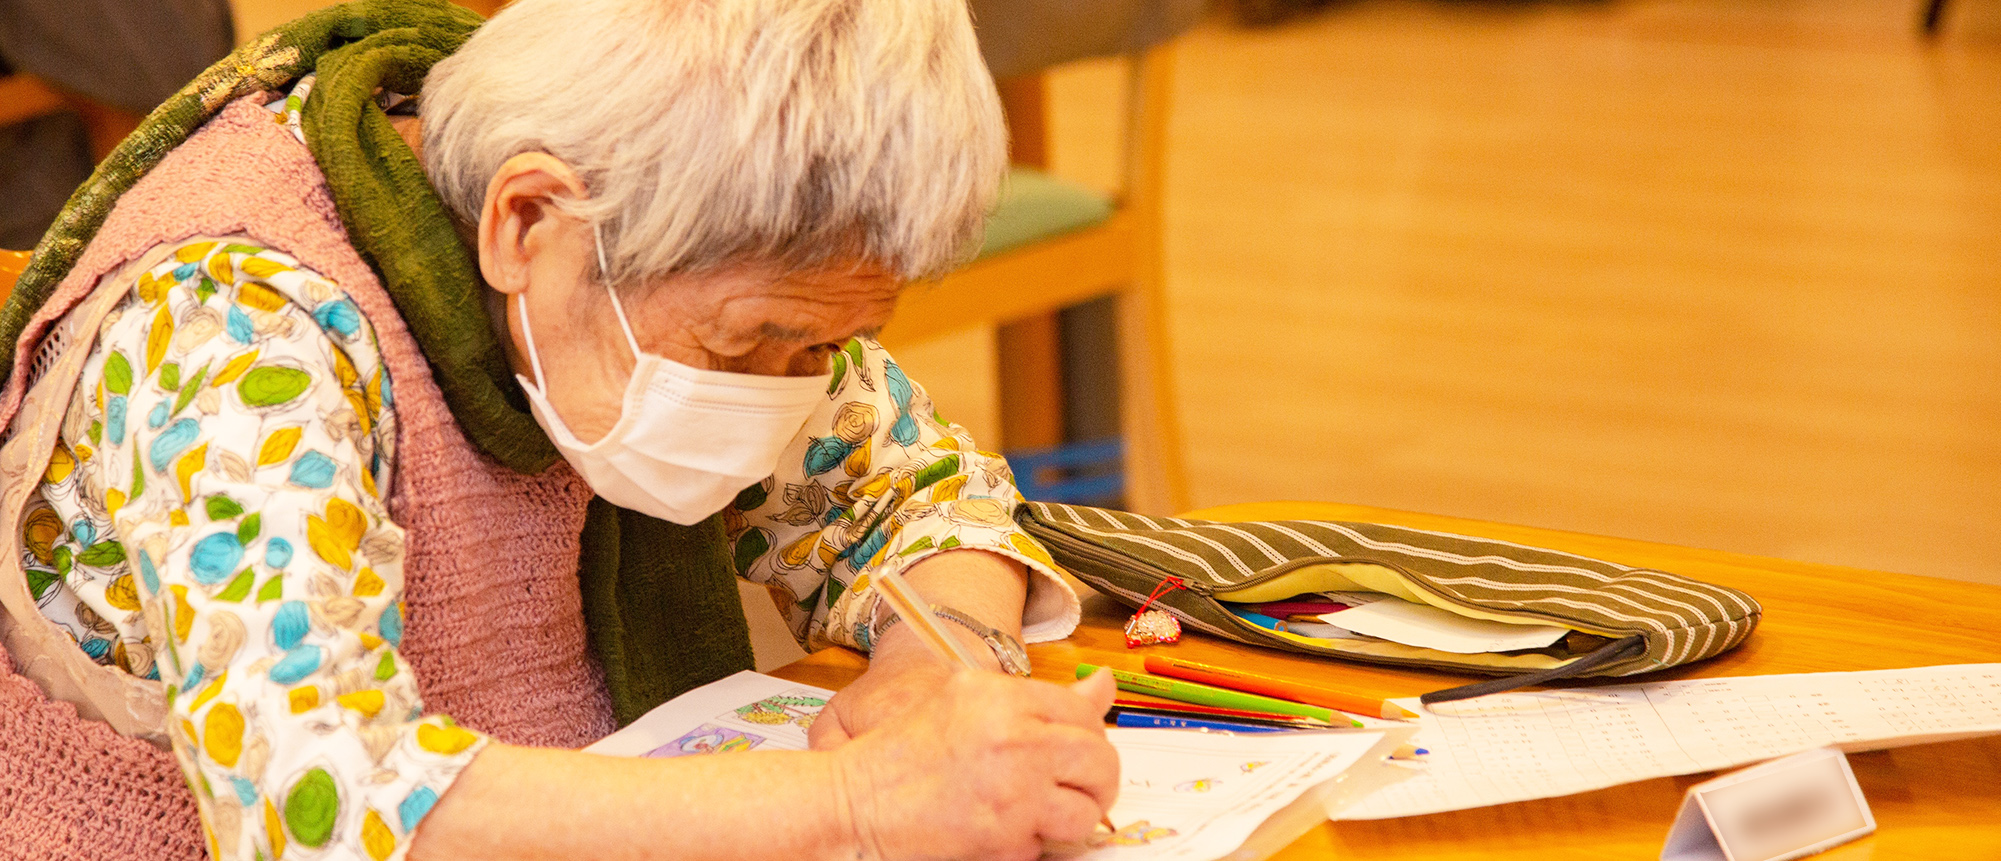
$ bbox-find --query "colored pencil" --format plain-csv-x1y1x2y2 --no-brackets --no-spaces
1120,704,1336,732
1250,600,1350,617
1110,697,1339,726
1075,665,1364,727
1113,713,1294,733
1276,621,1351,639
1229,608,1355,640
1143,655,1420,721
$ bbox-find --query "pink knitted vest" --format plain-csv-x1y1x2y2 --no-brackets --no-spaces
0,98,616,859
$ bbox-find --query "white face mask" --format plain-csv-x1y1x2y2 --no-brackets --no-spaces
514,239,830,525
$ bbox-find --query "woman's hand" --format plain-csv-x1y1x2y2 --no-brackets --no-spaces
831,669,1121,861
809,636,992,748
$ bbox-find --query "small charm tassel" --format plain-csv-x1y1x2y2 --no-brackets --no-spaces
1124,577,1186,647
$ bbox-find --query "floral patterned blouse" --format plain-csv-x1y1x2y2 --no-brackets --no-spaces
14,82,1076,861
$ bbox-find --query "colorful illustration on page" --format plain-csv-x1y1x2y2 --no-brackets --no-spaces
645,724,768,758
731,690,828,729
1174,778,1221,793
1092,820,1180,848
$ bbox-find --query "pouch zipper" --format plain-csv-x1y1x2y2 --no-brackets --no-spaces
1029,517,1627,639
1026,523,1217,596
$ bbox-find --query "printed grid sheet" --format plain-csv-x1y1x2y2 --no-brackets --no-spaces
1342,664,2001,819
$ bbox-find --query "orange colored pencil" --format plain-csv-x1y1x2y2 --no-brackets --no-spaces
1142,655,1420,721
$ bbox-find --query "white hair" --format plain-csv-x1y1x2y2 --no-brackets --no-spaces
420,0,1007,283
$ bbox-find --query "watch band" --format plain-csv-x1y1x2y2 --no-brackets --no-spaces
872,603,1032,677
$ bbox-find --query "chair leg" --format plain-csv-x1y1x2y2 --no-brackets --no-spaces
1116,44,1189,516
1115,284,1187,516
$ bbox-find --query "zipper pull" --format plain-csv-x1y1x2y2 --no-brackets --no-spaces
1418,634,1646,705
1124,577,1189,647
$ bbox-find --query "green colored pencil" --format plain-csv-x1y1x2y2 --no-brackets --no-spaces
1075,664,1363,727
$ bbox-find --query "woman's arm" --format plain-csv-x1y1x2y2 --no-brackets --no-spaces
413,745,854,861
90,239,484,860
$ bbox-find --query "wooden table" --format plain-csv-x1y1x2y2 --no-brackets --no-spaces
771,502,2001,859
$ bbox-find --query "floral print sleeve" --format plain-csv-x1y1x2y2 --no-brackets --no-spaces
34,237,484,861
728,338,1081,651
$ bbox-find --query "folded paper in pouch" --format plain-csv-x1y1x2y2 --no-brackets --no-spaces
1329,601,1568,654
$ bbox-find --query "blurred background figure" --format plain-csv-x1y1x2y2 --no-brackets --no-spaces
0,0,235,248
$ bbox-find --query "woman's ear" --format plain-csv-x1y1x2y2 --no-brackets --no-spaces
476,152,593,297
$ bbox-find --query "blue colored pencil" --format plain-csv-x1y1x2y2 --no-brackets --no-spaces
1113,712,1296,733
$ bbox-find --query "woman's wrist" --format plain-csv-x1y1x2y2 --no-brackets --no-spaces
866,549,1028,666
868,619,1004,674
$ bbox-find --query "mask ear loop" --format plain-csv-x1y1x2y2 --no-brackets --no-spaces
595,222,644,361
516,222,633,392
516,287,552,392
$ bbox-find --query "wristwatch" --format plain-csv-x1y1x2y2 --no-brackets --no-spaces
872,603,1032,677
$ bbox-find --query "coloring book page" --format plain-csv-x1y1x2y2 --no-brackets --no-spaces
585,671,831,758
1341,663,2001,819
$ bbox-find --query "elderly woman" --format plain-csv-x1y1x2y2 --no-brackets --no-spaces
0,0,1119,859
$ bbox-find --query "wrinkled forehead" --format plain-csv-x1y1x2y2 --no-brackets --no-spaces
627,261,904,345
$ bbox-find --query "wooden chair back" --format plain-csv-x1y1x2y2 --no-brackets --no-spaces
878,45,1187,513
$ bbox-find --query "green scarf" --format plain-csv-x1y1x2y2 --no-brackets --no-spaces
0,0,753,727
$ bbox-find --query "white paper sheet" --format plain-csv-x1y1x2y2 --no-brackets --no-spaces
1340,663,2001,819
587,672,1401,860
1326,600,1568,654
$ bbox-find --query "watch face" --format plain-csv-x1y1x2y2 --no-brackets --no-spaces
993,637,1032,676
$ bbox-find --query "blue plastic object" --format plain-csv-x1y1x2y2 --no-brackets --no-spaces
1005,438,1125,505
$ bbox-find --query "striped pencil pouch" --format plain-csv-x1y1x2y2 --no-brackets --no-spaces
1017,502,1762,703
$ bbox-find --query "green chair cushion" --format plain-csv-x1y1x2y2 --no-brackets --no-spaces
976,167,1116,260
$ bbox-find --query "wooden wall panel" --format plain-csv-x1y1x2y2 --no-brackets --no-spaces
1049,0,2001,583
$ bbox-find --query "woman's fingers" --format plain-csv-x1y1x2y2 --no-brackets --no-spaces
1038,785,1111,844
806,712,853,749
1042,724,1122,812
1070,667,1119,715
1016,670,1119,730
